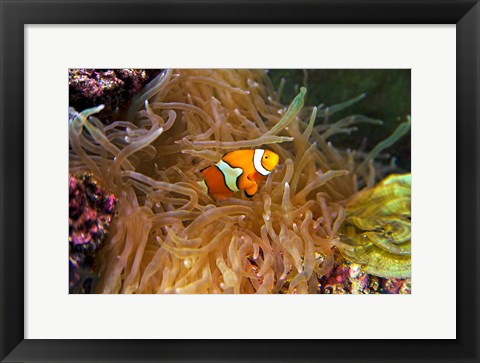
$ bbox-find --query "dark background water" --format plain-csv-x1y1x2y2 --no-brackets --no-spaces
268,69,411,171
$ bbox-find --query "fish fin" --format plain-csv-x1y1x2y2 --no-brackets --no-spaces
247,172,260,182
245,183,258,197
248,172,264,184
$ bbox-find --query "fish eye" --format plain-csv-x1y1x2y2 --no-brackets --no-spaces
265,155,269,159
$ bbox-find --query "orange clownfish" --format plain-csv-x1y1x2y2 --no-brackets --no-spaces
198,149,279,200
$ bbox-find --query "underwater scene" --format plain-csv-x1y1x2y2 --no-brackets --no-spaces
69,69,411,294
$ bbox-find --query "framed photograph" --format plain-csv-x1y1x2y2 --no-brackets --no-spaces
1,0,478,362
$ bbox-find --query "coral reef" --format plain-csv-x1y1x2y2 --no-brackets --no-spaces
68,69,410,294
337,173,411,279
69,69,161,124
69,174,116,293
318,252,411,294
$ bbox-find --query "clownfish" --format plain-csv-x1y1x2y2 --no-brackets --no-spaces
198,149,279,200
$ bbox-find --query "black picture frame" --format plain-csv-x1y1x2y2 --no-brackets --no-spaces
1,1,478,362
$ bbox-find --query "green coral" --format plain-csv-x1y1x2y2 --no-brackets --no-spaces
338,174,411,279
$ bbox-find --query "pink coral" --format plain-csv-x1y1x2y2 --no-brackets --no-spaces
69,174,116,293
68,69,161,124
318,252,411,294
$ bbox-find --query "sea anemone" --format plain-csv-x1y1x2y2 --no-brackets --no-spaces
68,69,410,294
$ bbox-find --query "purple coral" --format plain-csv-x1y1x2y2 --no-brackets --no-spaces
69,69,161,124
381,278,411,294
69,174,116,293
318,253,411,294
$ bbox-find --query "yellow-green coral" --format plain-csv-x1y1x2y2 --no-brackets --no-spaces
337,174,411,279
